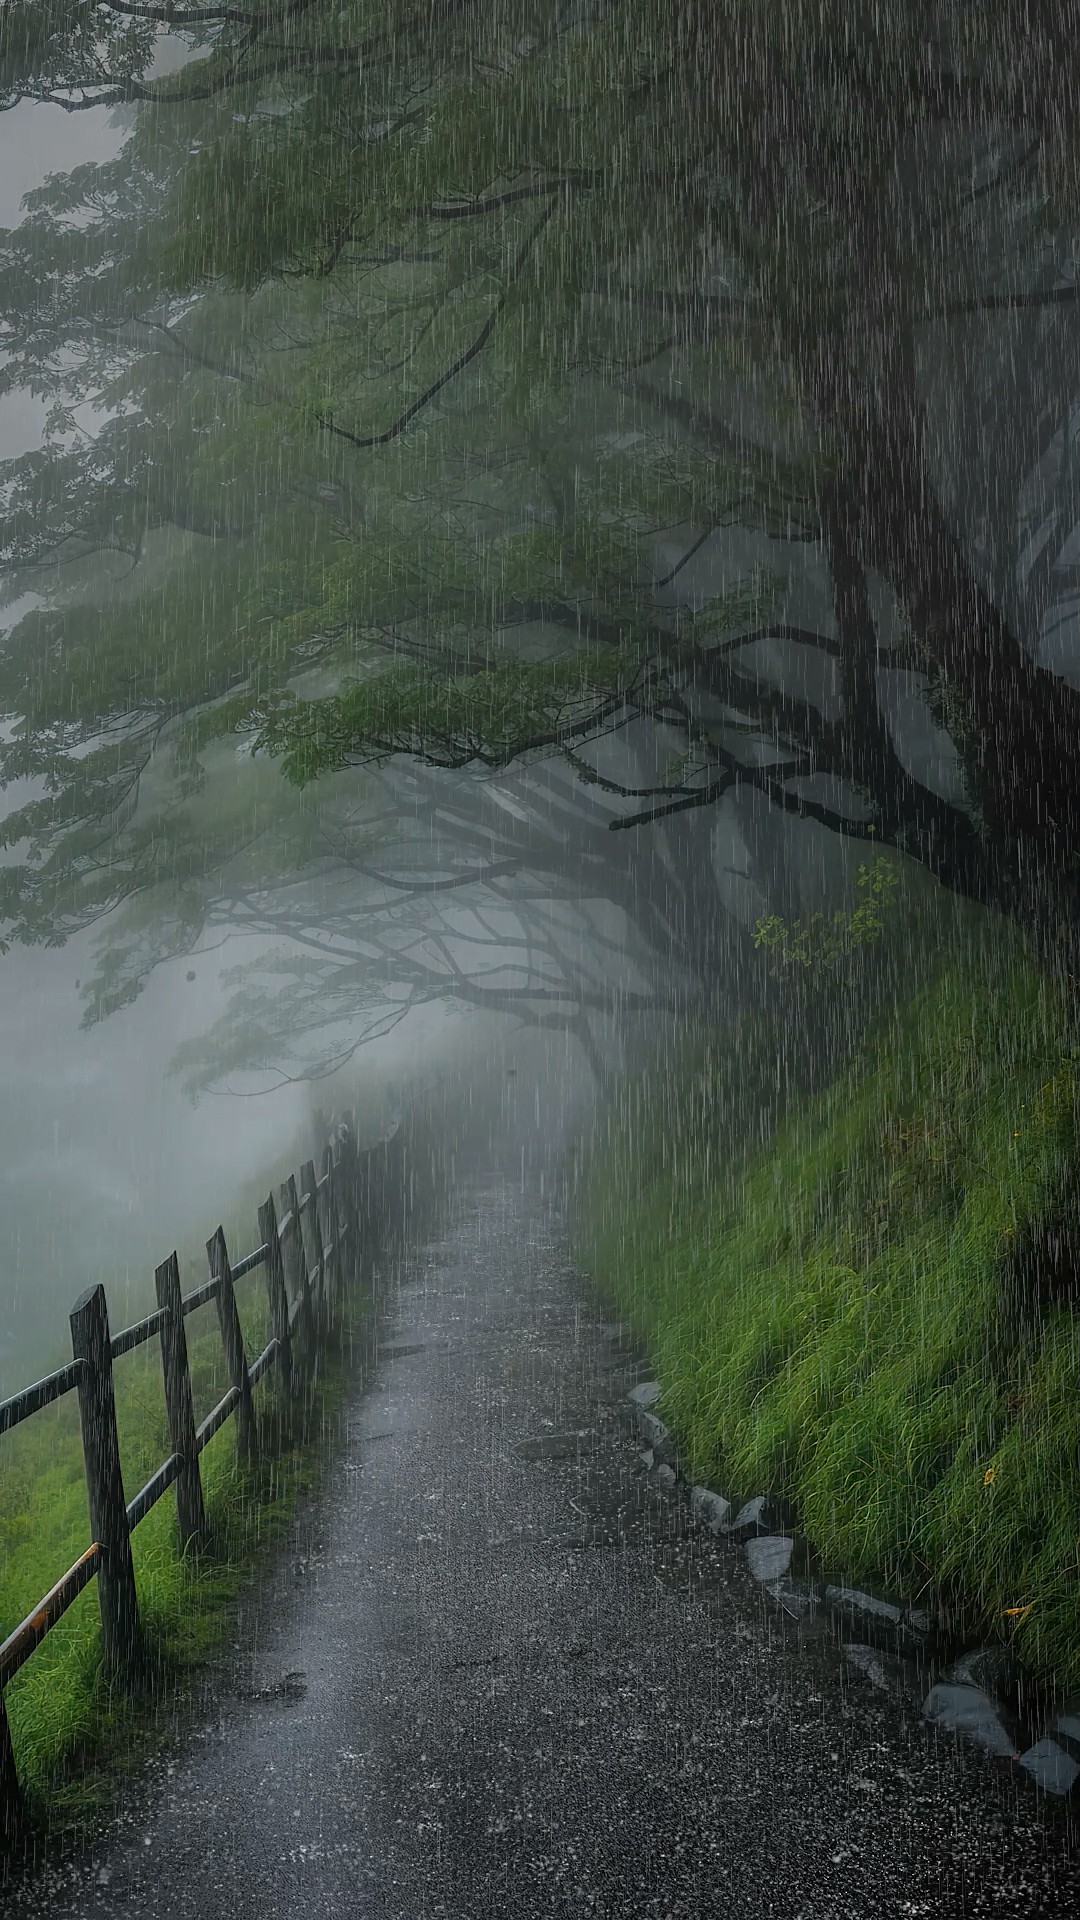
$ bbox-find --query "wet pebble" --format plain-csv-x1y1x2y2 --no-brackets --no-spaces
842,1642,924,1698
720,1495,798,1540
922,1682,1020,1759
1015,1738,1080,1797
628,1380,662,1410
689,1486,732,1533
944,1646,1028,1710
633,1407,669,1449
823,1585,929,1654
764,1576,821,1621
745,1534,797,1583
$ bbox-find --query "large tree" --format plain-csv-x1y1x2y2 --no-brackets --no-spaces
1,0,1079,1040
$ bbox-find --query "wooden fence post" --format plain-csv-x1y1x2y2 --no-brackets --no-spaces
1,1693,23,1844
299,1159,327,1347
154,1253,205,1553
322,1143,343,1323
258,1191,295,1416
206,1228,257,1463
336,1131,361,1289
281,1174,316,1369
69,1285,141,1679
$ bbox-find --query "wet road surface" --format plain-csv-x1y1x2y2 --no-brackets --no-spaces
8,1170,1080,1917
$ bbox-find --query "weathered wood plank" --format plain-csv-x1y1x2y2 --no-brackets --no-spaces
69,1286,141,1679
280,1173,316,1370
299,1158,328,1349
0,1358,84,1436
258,1191,295,1419
0,1544,102,1691
0,1688,23,1844
155,1252,206,1553
206,1227,257,1462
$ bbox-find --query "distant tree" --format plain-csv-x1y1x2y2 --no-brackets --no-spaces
2,0,1080,1041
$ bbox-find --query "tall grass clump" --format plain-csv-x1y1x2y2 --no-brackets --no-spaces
579,939,1080,1690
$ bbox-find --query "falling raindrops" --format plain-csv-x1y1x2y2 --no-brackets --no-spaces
0,3,1079,1910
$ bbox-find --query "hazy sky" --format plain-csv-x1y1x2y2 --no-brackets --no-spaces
0,86,347,1388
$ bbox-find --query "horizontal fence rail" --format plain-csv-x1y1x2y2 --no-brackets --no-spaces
0,1360,85,1438
0,1125,373,1842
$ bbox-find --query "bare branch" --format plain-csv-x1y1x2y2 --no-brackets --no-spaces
316,207,556,450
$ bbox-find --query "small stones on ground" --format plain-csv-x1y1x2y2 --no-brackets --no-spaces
516,1430,591,1462
922,1682,1020,1760
689,1485,732,1533
745,1534,797,1583
628,1380,662,1410
1016,1738,1080,1797
238,1671,308,1703
655,1463,678,1490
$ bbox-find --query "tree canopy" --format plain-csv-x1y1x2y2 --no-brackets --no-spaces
1,0,1079,1049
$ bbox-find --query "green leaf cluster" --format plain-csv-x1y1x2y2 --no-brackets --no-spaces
753,858,901,977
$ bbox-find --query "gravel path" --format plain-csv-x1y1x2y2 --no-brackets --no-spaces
7,1170,1080,1918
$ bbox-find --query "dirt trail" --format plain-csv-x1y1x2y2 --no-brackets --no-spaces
7,1168,1080,1918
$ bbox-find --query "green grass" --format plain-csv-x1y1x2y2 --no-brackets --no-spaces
577,941,1080,1692
0,1167,372,1831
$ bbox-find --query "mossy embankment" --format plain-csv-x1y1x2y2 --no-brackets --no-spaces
576,941,1080,1692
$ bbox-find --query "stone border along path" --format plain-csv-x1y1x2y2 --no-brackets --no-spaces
6,1169,1080,1918
629,1382,1080,1801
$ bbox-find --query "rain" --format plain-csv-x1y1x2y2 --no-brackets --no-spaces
0,3,1079,1913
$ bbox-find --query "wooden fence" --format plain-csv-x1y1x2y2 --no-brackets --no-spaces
0,1127,367,1839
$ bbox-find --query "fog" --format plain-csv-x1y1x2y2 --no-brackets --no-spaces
0,14,1075,1438
0,79,504,1394
0,66,968,1401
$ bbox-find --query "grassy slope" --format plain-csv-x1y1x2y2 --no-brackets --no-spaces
578,946,1080,1691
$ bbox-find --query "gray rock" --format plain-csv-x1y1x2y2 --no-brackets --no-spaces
823,1585,931,1653
843,1644,890,1691
824,1585,902,1627
628,1380,662,1410
1016,1738,1080,1797
689,1486,732,1533
720,1494,798,1539
655,1462,678,1490
764,1576,822,1621
922,1682,1019,1759
1053,1698,1080,1758
842,1641,925,1698
745,1534,796,1583
634,1407,670,1449
944,1645,1026,1706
